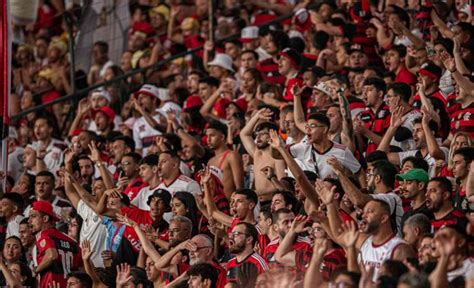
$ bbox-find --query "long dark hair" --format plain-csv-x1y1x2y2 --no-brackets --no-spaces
173,192,199,236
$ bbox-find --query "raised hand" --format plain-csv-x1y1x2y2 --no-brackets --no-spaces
291,215,310,233
390,106,404,128
313,238,330,256
256,108,274,121
88,141,101,163
77,98,91,116
338,221,359,248
116,213,137,228
268,129,284,150
326,156,344,174
116,263,132,286
105,188,123,199
315,179,336,205
439,51,456,72
64,148,75,164
200,165,213,186
81,240,93,260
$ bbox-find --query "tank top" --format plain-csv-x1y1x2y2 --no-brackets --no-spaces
358,235,406,281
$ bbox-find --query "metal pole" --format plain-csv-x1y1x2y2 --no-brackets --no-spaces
64,11,76,104
208,0,214,43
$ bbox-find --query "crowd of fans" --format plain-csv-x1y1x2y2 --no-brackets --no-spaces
2,0,474,287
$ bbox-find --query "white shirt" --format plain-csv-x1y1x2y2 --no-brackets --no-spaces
87,115,123,132
289,141,361,179
6,214,25,238
158,102,182,120
77,200,107,268
398,146,449,176
31,139,64,175
133,114,165,156
24,196,71,219
389,110,421,151
157,175,201,197
359,235,406,281
130,185,160,210
447,258,474,282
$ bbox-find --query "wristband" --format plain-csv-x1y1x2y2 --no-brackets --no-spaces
96,162,103,168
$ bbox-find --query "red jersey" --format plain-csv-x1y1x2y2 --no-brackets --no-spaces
212,261,228,288
123,178,148,201
431,209,467,232
120,207,153,252
412,91,447,109
359,105,391,155
263,236,312,262
228,218,269,254
257,58,286,85
282,76,303,102
450,103,474,138
35,228,82,288
295,246,346,280
226,252,269,286
395,66,417,85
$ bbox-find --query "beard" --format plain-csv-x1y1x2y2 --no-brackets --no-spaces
278,230,287,239
364,219,380,234
229,241,246,254
189,257,204,266
256,142,269,149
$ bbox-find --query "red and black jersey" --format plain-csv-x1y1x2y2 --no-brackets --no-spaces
160,262,190,285
35,228,82,288
412,91,447,110
282,76,304,102
431,209,467,232
450,102,474,138
359,105,391,155
228,218,270,254
263,236,312,262
395,66,417,85
295,246,346,281
446,92,459,117
211,261,228,288
257,58,286,85
226,252,269,287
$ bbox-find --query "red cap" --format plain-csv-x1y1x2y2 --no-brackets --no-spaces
31,201,60,222
183,95,204,111
92,106,115,123
294,9,312,32
213,98,231,119
131,21,155,37
231,98,248,113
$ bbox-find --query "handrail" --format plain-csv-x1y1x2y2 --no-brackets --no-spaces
10,12,294,122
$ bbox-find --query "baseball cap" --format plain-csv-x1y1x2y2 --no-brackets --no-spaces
208,54,235,72
183,95,204,111
396,168,429,183
240,26,259,43
138,84,161,99
278,48,301,68
294,8,312,32
147,189,172,208
31,201,60,222
92,106,115,123
150,5,170,21
91,89,112,103
312,81,332,96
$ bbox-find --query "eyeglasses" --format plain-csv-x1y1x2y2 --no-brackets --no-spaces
305,123,326,129
229,231,248,238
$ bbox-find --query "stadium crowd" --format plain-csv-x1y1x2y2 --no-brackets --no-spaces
2,0,474,287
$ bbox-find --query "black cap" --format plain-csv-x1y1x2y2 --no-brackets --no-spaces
147,188,172,208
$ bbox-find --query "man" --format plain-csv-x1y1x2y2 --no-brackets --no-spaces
326,105,343,144
381,82,421,151
384,45,417,85
119,152,147,202
239,50,258,73
289,113,361,179
156,151,200,196
257,30,289,85
226,222,269,287
264,208,311,263
257,206,279,244
282,105,305,145
425,177,467,231
92,106,115,138
240,26,260,52
378,115,447,174
207,54,234,81
206,121,243,199
24,171,71,218
333,199,415,280
278,48,303,101
270,191,298,213
132,84,167,155
0,193,24,237
311,82,333,112
187,263,220,288
77,155,95,186
32,116,64,174
412,62,446,109
197,77,220,102
397,168,433,227
87,41,113,85
402,214,432,253
131,155,161,209
240,109,286,203
66,272,93,288
451,147,474,207
28,201,82,287
63,172,107,268
19,218,35,268
356,77,391,156
328,159,405,234
109,135,135,176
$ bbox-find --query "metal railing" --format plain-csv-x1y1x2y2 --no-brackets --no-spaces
10,12,294,122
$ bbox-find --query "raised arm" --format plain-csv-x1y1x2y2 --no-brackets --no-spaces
292,86,307,133
240,108,274,155
81,240,107,288
89,141,114,189
95,189,121,218
275,215,309,267
268,130,320,207
132,97,167,133
228,151,244,190
421,108,446,160
377,106,404,165
303,239,329,288
201,167,233,227
440,51,474,96
200,84,226,121
327,157,371,208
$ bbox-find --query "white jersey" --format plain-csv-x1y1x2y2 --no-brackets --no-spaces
447,258,474,282
289,141,361,179
131,184,160,210
77,200,107,268
389,110,421,151
6,214,25,238
31,139,64,175
132,113,165,156
157,175,201,197
359,235,406,281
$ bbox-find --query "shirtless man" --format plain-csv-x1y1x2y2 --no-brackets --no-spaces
206,121,244,199
240,108,286,203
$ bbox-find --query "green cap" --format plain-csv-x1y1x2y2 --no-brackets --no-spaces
396,168,429,183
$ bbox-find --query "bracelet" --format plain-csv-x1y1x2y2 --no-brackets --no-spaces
96,162,103,168
176,126,184,132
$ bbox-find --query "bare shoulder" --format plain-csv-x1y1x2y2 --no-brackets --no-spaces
393,243,416,261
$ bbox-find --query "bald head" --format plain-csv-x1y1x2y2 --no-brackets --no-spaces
189,234,214,265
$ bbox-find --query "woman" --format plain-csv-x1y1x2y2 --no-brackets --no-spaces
171,192,200,236
436,132,472,177
2,237,26,266
238,68,262,102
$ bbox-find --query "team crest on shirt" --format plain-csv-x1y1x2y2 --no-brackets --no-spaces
40,239,46,248
51,152,59,160
463,112,471,120
139,125,146,132
378,110,387,118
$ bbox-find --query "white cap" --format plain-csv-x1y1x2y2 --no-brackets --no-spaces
288,30,304,40
313,82,332,96
208,54,235,72
138,84,161,99
91,89,112,103
240,26,259,42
